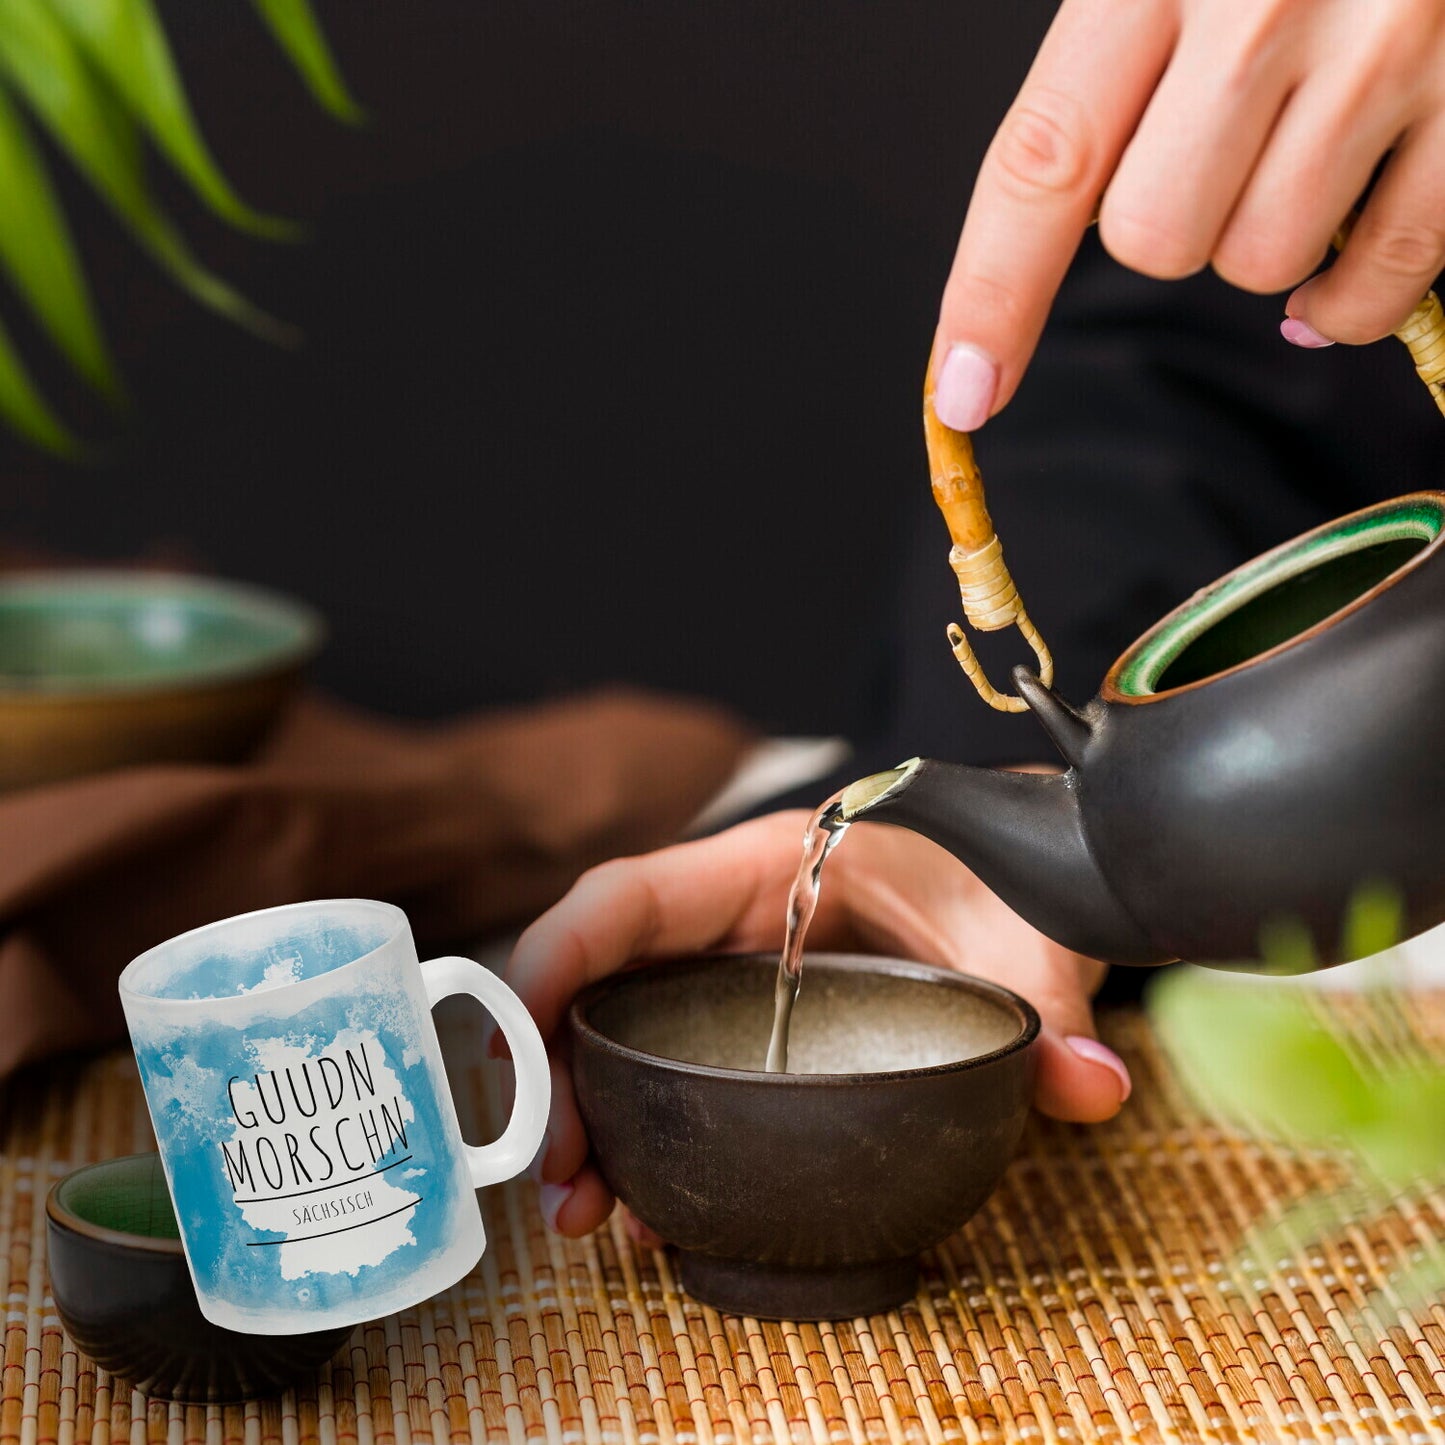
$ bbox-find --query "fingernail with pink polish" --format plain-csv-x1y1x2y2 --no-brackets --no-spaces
527,1132,551,1185
1064,1035,1132,1102
539,1181,572,1232
1280,317,1334,349
934,342,999,431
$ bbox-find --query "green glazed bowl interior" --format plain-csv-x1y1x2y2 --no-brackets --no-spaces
0,572,323,696
47,1154,352,1402
51,1153,182,1246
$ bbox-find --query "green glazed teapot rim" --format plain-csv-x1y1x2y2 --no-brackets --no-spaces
1108,493,1445,701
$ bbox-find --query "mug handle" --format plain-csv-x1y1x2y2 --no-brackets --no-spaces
421,956,551,1189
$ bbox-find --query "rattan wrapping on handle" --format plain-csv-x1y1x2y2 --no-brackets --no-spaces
1396,292,1445,417
1332,212,1445,419
924,353,1053,711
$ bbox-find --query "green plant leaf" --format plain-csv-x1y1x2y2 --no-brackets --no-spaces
0,4,293,343
1255,915,1318,975
1351,1068,1445,1185
1341,880,1405,962
1242,1191,1380,1276
1360,1244,1445,1319
0,309,79,456
250,0,364,123
43,0,299,240
82,77,299,344
1149,969,1377,1138
0,81,118,403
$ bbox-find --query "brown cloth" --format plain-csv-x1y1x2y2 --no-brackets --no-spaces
0,689,753,1077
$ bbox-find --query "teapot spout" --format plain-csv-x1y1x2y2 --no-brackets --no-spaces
839,760,1172,966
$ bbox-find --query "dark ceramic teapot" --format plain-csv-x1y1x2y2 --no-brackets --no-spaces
840,492,1445,969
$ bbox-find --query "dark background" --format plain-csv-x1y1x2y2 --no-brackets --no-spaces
2,1,1440,766
0,1,1051,736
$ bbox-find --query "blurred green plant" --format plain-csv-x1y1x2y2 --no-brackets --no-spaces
1149,882,1445,1314
0,0,361,457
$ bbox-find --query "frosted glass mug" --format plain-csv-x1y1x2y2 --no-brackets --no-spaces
119,899,549,1334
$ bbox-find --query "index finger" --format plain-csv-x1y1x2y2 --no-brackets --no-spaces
933,0,1176,431
504,814,807,1040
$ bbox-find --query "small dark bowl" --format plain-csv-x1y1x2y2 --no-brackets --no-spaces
569,953,1039,1320
46,1154,353,1402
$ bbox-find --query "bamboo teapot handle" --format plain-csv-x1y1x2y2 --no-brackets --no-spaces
1331,217,1445,418
924,349,1053,712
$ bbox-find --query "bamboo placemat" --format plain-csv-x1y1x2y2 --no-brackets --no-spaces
3,1003,1445,1445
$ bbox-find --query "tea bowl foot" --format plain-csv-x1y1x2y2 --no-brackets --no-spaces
677,1251,917,1320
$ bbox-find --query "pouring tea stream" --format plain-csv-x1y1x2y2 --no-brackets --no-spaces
764,795,847,1072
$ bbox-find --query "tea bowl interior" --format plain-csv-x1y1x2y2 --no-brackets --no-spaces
569,953,1038,1320
0,571,320,691
47,1153,352,1403
588,955,1024,1073
0,571,322,790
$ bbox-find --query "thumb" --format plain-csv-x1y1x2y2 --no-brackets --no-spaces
1022,965,1131,1123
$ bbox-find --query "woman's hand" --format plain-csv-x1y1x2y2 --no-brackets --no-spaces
932,0,1445,432
504,810,1129,1237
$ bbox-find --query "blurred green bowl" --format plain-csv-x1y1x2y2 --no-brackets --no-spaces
0,571,324,791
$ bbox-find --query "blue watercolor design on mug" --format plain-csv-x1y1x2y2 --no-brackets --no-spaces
161,921,387,998
128,944,469,1322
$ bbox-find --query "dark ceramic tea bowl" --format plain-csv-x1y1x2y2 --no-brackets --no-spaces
569,953,1038,1320
47,1154,353,1402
